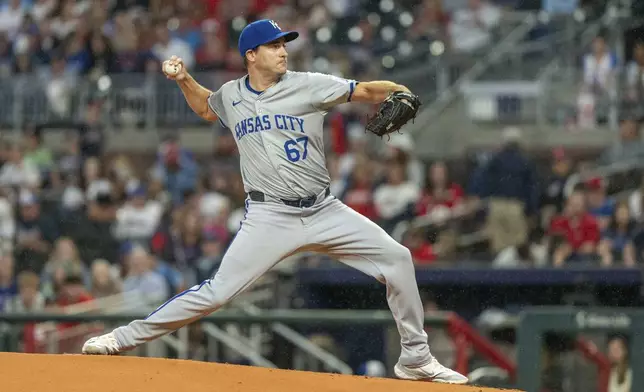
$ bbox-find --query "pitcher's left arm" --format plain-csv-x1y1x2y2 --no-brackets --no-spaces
351,81,411,104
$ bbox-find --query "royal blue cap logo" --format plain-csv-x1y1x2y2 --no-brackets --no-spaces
238,19,299,58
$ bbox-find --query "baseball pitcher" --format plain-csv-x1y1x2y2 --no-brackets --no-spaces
82,19,467,384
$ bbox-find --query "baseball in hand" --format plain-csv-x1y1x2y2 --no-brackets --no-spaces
163,61,182,76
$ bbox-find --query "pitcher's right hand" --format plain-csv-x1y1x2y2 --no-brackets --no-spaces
162,55,187,81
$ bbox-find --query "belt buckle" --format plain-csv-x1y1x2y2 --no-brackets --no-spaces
300,195,315,208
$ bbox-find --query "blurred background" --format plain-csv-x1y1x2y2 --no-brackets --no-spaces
0,0,644,391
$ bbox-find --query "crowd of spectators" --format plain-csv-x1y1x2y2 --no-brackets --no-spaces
2,112,644,327
0,0,548,89
0,0,537,126
578,30,644,129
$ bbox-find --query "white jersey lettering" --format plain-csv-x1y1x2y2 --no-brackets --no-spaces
207,71,358,199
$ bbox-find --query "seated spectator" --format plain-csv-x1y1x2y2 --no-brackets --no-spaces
402,228,437,265
122,246,170,308
40,237,89,299
0,142,40,189
195,23,227,71
548,190,600,267
194,230,225,285
448,0,501,53
55,131,82,185
624,40,644,109
0,252,17,311
107,155,136,196
59,183,85,217
373,162,420,233
598,118,644,166
14,191,58,274
172,12,204,53
327,154,346,197
598,202,637,267
53,266,96,352
89,258,122,299
71,186,119,263
78,99,106,160
408,0,450,42
416,161,464,221
88,31,117,76
173,208,203,267
83,156,110,201
607,335,632,392
0,0,25,39
385,133,425,189
582,34,618,97
50,0,80,40
23,125,54,182
585,177,615,230
199,185,231,228
628,174,644,222
151,20,195,69
336,124,372,176
540,148,574,222
44,55,77,118
341,160,378,221
0,190,14,242
5,271,45,313
147,174,171,208
152,139,199,206
113,183,163,245
3,271,45,353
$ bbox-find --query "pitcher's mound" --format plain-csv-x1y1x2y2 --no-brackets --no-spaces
0,352,520,392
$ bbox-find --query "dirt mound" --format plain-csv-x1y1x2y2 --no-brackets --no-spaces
1,352,521,392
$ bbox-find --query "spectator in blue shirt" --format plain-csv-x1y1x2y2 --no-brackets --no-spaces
598,202,637,267
152,137,199,206
586,176,615,231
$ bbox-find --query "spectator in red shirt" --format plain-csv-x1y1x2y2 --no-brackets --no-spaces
416,161,464,217
548,190,600,267
52,268,95,353
341,162,378,221
402,228,437,265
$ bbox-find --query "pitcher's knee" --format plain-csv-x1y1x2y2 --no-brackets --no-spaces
209,290,231,311
385,243,413,264
377,244,415,285
202,281,233,312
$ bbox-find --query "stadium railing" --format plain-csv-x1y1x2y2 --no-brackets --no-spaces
0,309,514,382
564,158,644,197
407,12,539,138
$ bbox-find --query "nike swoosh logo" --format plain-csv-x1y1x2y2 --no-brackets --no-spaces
232,100,242,106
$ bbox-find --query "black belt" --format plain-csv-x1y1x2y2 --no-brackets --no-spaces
248,187,330,208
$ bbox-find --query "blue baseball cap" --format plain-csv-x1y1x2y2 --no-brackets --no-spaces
238,19,299,58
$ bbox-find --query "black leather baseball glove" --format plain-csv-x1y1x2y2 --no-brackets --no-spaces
365,91,421,137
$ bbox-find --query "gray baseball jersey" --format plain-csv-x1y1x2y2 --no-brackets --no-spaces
207,71,357,199
109,71,434,371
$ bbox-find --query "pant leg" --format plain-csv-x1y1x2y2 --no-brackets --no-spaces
304,197,431,367
113,200,305,350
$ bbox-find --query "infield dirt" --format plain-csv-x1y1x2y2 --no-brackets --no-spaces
0,352,523,392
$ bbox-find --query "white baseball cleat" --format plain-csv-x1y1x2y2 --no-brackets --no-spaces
394,357,469,384
82,332,121,355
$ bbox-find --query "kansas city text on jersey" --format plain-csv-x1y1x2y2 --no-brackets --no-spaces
234,114,305,140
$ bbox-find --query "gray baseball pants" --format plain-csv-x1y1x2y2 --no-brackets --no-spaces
113,193,432,366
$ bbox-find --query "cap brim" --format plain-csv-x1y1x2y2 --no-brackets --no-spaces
267,31,299,45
